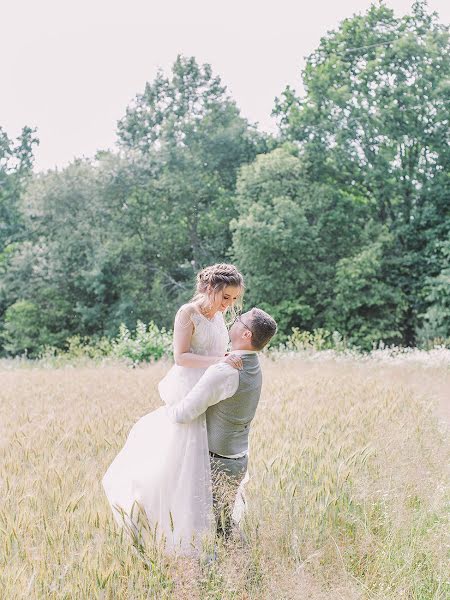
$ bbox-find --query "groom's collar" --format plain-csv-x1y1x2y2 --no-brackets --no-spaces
229,349,258,355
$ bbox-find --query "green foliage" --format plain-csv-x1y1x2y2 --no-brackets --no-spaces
117,54,268,271
0,157,110,346
0,126,39,344
38,335,113,364
62,335,113,359
416,240,450,345
232,146,368,336
330,230,408,350
1,5,449,355
2,300,52,357
0,126,38,254
37,322,173,365
274,0,450,345
111,321,173,365
283,327,347,352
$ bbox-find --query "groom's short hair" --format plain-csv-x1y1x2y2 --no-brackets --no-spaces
249,308,277,350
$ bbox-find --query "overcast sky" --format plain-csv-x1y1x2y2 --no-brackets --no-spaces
2,0,449,172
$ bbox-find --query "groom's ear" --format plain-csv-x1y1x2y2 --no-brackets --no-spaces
243,328,252,342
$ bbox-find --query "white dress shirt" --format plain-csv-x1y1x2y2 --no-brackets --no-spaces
165,350,258,458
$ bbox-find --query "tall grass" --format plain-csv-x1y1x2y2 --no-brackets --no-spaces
0,355,448,599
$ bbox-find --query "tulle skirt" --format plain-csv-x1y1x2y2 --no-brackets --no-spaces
102,365,214,556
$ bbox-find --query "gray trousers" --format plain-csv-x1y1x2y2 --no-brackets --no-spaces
209,452,248,538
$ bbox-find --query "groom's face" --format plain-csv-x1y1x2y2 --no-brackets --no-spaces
230,310,254,346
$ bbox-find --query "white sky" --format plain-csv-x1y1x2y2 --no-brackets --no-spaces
1,0,449,172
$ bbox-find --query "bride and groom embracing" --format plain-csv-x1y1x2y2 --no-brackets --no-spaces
102,263,277,556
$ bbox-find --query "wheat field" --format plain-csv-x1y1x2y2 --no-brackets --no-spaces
1,355,449,599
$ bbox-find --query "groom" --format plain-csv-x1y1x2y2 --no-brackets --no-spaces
166,307,277,538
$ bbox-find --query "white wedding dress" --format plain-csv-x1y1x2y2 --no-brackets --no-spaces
102,310,229,555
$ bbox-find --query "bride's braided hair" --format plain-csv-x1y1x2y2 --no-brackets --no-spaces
197,263,244,293
192,263,244,322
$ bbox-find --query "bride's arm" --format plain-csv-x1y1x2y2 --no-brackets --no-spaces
173,306,229,369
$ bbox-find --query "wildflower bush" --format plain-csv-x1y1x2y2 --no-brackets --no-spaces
22,322,450,369
37,322,172,366
38,335,113,365
282,327,349,352
111,321,173,365
274,327,450,369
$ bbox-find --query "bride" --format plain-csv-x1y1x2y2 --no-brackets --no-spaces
102,263,244,555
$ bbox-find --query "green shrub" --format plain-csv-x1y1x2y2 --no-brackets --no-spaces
112,321,172,364
38,335,113,364
283,327,349,352
2,300,52,357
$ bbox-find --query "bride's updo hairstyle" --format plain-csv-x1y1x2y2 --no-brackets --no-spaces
192,263,244,322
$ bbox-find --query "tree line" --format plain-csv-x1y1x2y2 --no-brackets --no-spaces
1,1,449,356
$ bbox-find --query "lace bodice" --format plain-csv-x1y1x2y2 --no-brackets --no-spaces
158,308,230,408
189,311,229,357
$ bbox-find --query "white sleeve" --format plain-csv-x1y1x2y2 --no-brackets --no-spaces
166,363,239,424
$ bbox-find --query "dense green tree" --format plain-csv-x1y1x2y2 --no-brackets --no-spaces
331,227,408,349
417,240,450,343
117,55,269,273
0,126,38,253
274,1,450,344
232,146,369,336
0,126,39,349
1,159,115,350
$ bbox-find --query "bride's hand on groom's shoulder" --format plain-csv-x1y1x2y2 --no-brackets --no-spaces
220,353,243,370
